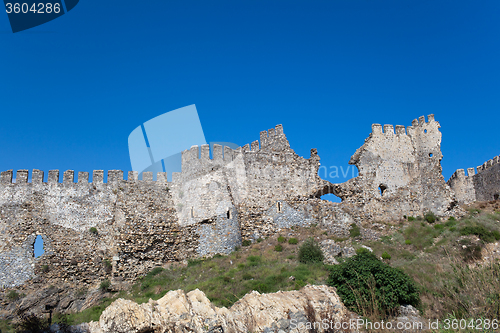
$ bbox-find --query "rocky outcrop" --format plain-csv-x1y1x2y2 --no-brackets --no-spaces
88,285,353,333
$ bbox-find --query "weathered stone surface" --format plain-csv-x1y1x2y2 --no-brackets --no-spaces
88,285,352,333
329,115,461,221
320,239,355,265
448,156,500,204
0,116,495,299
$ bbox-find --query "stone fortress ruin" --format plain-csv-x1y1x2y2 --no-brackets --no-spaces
0,114,499,290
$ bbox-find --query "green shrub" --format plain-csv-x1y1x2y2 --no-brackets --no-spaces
187,258,202,267
247,256,261,266
7,290,19,300
356,247,370,255
445,219,457,227
89,227,98,235
242,239,252,247
288,237,298,245
327,252,420,317
407,216,416,221
41,264,49,273
277,236,286,243
462,243,483,262
256,237,263,243
381,251,391,260
405,239,412,245
424,211,437,223
103,259,112,272
242,273,253,280
99,279,111,291
460,225,500,243
434,224,444,231
274,244,283,252
448,216,456,221
349,223,361,238
298,238,324,263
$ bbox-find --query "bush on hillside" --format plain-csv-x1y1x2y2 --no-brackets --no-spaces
349,223,361,238
460,225,500,243
424,211,437,223
327,252,420,318
298,237,324,263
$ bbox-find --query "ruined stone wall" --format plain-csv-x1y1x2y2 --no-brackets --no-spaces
170,124,329,241
448,155,500,204
2,117,486,291
332,115,458,221
0,170,199,288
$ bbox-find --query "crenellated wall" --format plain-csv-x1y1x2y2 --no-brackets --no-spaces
1,117,495,292
0,124,332,289
448,155,500,204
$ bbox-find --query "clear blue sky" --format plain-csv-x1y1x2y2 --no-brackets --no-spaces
1,0,499,188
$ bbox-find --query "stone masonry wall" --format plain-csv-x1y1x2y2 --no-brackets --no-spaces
331,115,458,221
0,170,198,288
448,155,500,204
1,118,493,290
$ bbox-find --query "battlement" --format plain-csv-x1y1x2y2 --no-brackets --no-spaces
448,153,500,204
0,169,169,184
371,115,436,138
178,124,290,179
477,155,500,173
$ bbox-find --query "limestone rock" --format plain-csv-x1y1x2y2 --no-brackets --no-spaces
89,285,353,333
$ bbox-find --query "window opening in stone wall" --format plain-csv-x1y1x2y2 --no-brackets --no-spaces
227,210,231,219
277,202,282,213
495,193,499,201
33,235,44,258
429,153,433,157
379,184,387,196
424,129,427,134
320,193,342,203
191,207,194,218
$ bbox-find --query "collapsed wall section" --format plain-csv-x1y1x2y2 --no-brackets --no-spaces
333,115,457,221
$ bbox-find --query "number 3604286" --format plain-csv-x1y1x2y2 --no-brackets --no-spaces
5,3,61,14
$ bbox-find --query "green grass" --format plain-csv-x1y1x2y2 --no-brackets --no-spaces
365,207,500,321
63,239,331,325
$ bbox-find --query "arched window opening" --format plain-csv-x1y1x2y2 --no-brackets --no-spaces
494,193,499,201
379,184,387,197
320,193,342,203
429,153,433,157
277,202,282,213
227,209,231,219
424,129,427,134
191,207,194,218
34,235,44,258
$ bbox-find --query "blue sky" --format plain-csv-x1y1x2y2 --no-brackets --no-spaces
1,0,499,189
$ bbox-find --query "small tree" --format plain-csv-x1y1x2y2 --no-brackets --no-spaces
100,279,111,291
298,237,324,263
327,252,419,318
